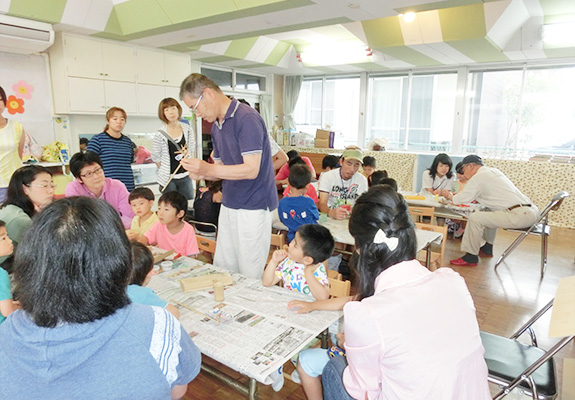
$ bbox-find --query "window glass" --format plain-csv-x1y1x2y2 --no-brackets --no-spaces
366,76,405,150
463,69,523,157
236,73,266,91
295,79,323,134
521,66,575,156
201,68,232,90
409,74,457,152
324,77,360,147
367,73,456,151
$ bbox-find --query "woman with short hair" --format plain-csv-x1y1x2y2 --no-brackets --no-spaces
152,97,196,200
65,151,134,229
0,197,201,399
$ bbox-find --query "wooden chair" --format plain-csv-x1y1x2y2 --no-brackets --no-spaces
415,222,447,270
267,232,287,264
196,235,216,254
270,232,285,250
327,269,342,281
494,191,569,278
195,235,216,264
328,278,351,297
409,206,435,225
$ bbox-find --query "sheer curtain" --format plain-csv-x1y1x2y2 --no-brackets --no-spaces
283,75,303,130
259,94,273,133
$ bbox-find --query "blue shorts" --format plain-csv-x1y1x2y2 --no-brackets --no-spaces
298,348,330,378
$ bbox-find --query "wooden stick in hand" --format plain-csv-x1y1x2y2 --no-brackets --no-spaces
161,145,188,192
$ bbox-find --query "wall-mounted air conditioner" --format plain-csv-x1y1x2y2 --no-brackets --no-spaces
0,14,54,54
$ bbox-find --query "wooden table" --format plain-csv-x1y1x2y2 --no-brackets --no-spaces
149,258,342,399
272,213,443,268
401,191,483,220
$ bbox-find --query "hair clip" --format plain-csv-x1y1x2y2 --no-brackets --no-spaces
373,229,398,251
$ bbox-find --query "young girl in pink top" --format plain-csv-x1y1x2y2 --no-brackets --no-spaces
297,186,490,400
143,191,199,257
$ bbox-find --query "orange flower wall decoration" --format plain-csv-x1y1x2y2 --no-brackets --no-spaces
6,95,25,115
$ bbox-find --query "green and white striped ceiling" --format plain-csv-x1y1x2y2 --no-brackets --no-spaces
2,0,574,74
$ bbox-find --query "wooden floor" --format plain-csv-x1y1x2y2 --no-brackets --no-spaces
184,227,575,400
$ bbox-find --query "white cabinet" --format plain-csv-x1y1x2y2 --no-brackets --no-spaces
64,35,135,82
135,49,192,117
49,33,193,116
67,78,137,114
136,84,191,117
136,49,191,86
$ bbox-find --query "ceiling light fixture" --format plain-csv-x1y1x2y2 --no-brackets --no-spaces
297,45,372,66
404,12,416,23
542,22,575,47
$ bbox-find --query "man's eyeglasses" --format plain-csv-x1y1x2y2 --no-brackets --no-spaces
80,167,103,179
26,182,56,190
191,94,203,113
456,164,466,175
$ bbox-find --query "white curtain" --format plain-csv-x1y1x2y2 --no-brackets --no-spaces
283,75,303,131
259,94,273,133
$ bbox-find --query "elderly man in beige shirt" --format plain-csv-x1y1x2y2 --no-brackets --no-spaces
441,155,539,267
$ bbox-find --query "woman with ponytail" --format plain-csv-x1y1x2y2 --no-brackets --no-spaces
319,185,490,400
87,107,135,191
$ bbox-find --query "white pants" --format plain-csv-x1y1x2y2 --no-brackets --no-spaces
213,205,273,279
461,206,539,255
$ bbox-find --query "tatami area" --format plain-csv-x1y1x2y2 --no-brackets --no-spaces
184,227,575,400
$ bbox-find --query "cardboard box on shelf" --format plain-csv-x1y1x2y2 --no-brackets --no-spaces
315,129,334,147
315,138,330,148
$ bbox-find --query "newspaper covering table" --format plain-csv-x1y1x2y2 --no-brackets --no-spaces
401,191,484,219
272,211,442,250
148,257,342,386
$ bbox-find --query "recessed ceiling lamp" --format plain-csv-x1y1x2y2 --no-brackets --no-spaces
542,22,575,47
399,12,416,23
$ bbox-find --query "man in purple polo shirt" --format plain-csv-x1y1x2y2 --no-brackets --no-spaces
179,74,277,279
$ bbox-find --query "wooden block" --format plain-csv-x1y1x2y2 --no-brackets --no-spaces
153,249,174,264
180,273,234,292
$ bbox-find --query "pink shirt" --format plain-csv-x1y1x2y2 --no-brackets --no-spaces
145,221,199,256
65,178,134,229
343,260,490,400
282,184,319,204
275,156,316,181
135,146,153,164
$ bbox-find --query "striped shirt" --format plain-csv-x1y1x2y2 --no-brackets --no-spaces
152,122,196,187
87,132,135,191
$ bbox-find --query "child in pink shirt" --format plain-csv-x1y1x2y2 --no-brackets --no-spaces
143,191,199,257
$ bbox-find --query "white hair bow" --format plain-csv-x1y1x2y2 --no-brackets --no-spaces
373,229,398,251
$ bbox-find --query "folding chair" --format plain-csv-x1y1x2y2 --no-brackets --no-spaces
494,191,569,278
408,206,435,225
188,220,218,263
187,220,218,238
482,276,575,400
414,222,447,270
